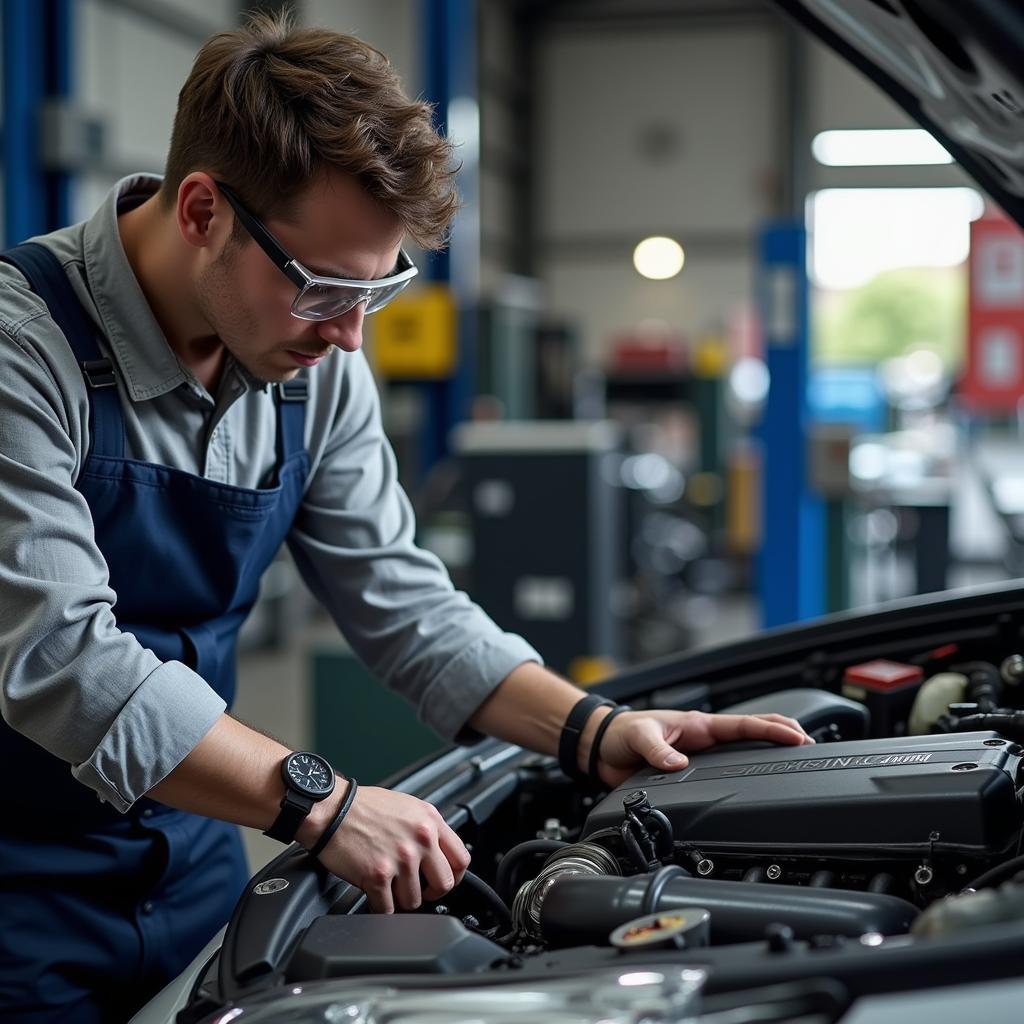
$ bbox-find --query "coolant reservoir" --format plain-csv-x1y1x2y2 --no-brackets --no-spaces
908,672,968,735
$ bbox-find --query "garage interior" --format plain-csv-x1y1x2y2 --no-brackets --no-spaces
3,0,1022,881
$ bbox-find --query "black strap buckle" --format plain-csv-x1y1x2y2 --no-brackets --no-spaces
276,378,309,402
81,358,117,389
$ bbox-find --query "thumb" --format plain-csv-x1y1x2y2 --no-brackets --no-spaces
634,720,688,771
658,748,688,770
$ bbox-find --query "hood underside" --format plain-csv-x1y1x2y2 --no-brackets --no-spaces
773,0,1024,225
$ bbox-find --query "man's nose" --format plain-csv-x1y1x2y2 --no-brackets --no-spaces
316,301,366,352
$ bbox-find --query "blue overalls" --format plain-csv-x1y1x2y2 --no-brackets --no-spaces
0,243,310,1022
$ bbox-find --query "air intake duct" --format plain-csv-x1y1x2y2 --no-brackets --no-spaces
538,872,918,947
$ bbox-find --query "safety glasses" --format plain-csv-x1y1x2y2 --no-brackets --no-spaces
215,181,418,321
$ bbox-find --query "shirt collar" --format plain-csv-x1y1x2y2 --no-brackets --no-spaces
81,174,260,403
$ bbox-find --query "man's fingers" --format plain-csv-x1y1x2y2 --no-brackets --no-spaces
751,712,803,730
706,712,810,746
420,851,457,901
365,871,396,915
438,824,472,885
750,713,814,743
392,860,423,912
420,823,466,902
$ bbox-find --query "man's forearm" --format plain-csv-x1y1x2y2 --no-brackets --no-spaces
467,662,611,774
146,713,343,846
147,712,470,912
152,666,601,840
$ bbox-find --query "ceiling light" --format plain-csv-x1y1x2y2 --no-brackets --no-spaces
633,236,685,280
812,128,952,166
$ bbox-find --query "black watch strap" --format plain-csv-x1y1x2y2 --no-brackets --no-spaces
264,790,313,844
558,694,615,783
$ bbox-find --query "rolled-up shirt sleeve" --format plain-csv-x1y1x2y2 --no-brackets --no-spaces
288,352,542,742
0,325,225,812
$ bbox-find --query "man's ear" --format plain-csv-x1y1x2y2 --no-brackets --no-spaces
176,173,226,250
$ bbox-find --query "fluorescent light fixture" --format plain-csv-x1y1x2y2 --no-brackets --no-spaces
633,236,685,280
812,128,953,166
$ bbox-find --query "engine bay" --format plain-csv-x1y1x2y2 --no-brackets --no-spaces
181,615,1024,1023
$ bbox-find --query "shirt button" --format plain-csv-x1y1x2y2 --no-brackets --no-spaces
141,901,155,914
142,808,154,818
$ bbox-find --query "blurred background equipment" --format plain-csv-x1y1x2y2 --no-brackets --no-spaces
454,420,624,682
6,0,1024,871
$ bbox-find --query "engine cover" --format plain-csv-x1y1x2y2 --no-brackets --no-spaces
582,731,1023,858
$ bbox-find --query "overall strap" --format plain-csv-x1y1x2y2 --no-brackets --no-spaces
274,375,308,463
1,242,125,459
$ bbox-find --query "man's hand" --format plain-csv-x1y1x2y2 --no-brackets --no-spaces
311,786,471,914
148,715,469,915
469,662,816,790
587,709,813,788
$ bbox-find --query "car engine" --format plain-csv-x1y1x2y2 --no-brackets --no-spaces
499,727,1023,952
586,731,1022,893
191,651,1024,1022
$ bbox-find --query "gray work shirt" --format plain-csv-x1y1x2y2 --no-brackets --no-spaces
0,174,540,812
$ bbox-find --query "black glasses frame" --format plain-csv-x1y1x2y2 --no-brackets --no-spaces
213,180,417,319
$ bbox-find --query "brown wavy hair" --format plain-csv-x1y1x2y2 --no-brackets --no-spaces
160,10,459,249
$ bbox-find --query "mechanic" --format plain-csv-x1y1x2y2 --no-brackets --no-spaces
0,13,812,1023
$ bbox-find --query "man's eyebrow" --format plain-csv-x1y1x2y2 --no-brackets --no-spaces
304,260,399,282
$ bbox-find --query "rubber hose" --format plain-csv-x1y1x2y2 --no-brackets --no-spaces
457,870,513,933
641,864,691,915
494,839,568,903
965,853,1024,893
952,711,1024,742
952,661,1003,714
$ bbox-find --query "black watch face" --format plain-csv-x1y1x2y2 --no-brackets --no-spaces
285,752,334,796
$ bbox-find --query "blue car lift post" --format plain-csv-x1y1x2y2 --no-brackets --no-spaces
2,0,74,245
416,0,479,476
757,222,826,627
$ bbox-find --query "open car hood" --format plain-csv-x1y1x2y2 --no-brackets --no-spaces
772,0,1024,225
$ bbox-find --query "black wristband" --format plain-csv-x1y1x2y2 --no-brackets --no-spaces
588,705,629,781
309,777,358,859
558,694,615,783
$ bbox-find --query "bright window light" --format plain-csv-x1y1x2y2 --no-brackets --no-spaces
633,236,685,280
809,187,984,290
812,129,953,166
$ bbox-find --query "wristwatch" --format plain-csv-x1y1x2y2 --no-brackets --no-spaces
263,751,336,844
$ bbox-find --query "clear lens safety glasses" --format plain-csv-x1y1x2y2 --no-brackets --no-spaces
215,180,418,322
288,251,418,321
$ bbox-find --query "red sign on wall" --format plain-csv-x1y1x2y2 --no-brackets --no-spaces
961,210,1024,412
